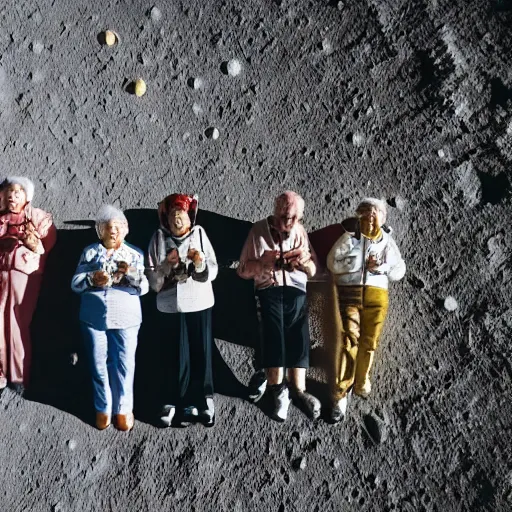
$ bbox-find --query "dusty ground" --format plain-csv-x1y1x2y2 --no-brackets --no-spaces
0,0,511,510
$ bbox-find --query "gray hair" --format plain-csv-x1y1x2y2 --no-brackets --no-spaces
4,176,35,202
95,205,129,239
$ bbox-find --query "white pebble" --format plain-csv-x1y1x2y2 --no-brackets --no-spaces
352,132,365,147
394,195,406,211
192,103,203,116
321,38,333,54
227,59,242,77
150,6,162,22
67,439,77,451
438,148,445,158
32,42,44,54
206,127,219,140
444,296,458,311
192,77,203,89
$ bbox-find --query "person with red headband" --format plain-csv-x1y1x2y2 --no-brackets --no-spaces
0,177,56,396
147,193,218,427
238,191,321,422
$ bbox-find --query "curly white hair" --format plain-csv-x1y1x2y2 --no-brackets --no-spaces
95,205,129,239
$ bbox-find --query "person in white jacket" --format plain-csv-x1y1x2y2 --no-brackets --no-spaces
326,198,405,422
146,193,218,427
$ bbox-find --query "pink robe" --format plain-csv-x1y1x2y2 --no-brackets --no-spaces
0,204,56,387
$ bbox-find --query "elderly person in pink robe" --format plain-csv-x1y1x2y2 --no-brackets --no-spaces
0,177,56,394
238,191,321,421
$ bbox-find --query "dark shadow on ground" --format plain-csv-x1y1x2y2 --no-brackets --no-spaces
29,211,346,425
29,209,260,425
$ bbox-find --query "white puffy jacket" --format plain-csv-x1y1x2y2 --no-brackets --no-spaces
327,230,405,289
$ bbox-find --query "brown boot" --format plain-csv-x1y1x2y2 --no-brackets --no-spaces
95,412,111,430
114,412,135,432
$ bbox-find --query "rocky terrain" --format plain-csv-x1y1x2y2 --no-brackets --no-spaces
0,0,511,510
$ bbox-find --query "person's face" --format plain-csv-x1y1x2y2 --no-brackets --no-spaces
168,208,191,236
101,220,125,249
274,205,301,234
358,205,383,230
6,184,27,213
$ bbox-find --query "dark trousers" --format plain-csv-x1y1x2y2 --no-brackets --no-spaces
160,308,213,408
257,286,310,369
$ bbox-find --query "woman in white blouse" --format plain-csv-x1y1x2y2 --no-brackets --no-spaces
146,194,218,427
71,205,148,431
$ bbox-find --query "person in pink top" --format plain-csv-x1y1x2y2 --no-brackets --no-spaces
238,191,321,421
0,177,56,395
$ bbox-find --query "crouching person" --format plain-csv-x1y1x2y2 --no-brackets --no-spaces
71,205,148,431
146,194,218,427
238,191,321,422
327,198,405,422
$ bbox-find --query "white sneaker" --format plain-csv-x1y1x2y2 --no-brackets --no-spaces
331,396,348,423
248,370,267,403
159,405,176,428
270,384,291,422
199,397,215,427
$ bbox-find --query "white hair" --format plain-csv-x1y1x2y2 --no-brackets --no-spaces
95,205,129,239
4,176,35,202
356,197,388,224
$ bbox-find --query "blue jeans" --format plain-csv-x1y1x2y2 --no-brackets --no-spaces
80,323,140,415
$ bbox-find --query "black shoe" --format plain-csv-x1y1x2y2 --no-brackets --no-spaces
176,406,199,427
10,383,24,396
290,389,321,420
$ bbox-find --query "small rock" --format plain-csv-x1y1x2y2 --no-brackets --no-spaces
150,6,162,22
188,77,203,90
104,30,117,46
134,78,147,97
192,103,203,116
227,59,242,77
205,127,219,140
337,1,345,9
394,195,406,211
67,439,77,451
182,132,190,142
331,458,341,469
444,296,458,311
352,132,365,147
32,42,44,54
438,148,445,158
293,456,307,471
321,38,333,54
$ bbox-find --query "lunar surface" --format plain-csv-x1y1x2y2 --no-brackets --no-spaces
0,1,510,511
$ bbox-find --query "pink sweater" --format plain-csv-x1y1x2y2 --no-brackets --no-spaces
237,218,316,292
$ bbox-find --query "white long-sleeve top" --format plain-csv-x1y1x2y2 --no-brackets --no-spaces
327,230,405,289
146,225,218,313
71,242,149,330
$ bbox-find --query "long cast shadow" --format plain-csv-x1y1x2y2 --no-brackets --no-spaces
29,210,348,424
29,210,259,424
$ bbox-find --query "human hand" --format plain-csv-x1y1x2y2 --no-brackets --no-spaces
92,270,110,287
23,232,40,252
366,255,380,273
116,261,129,274
166,248,180,267
260,250,279,269
187,248,204,267
22,222,40,252
283,248,311,270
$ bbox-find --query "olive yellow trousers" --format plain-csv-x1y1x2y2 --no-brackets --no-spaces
331,285,388,400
